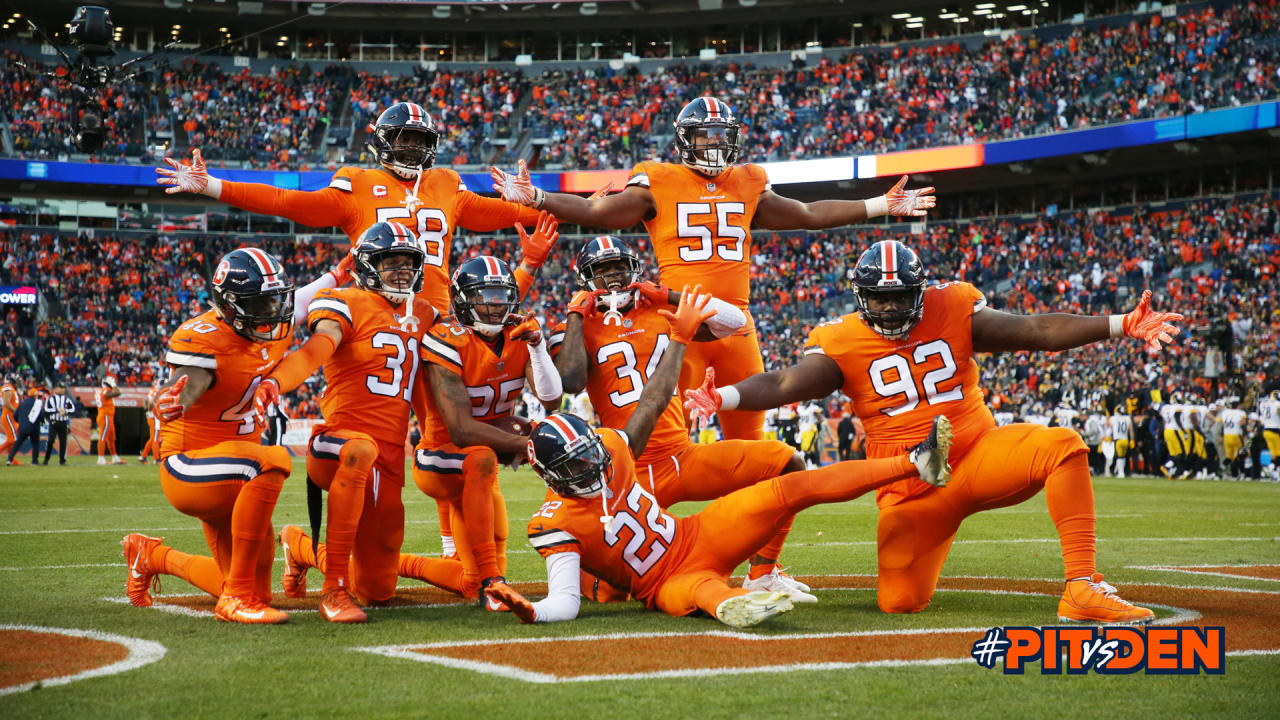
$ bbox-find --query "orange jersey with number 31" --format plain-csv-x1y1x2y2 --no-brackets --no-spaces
418,320,531,448
308,287,436,448
803,282,996,507
627,161,768,329
161,310,290,456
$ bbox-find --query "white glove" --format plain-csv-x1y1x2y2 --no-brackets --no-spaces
885,175,936,217
489,159,545,208
155,148,222,198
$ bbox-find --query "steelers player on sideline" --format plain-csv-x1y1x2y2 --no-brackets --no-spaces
554,235,814,602
686,240,1184,623
515,285,954,628
491,96,936,441
396,253,561,611
157,102,552,560
120,246,351,624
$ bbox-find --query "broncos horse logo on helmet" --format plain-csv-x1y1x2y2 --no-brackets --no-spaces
673,97,743,177
210,248,295,342
450,255,521,337
353,221,426,303
850,240,928,339
527,413,613,498
367,102,440,179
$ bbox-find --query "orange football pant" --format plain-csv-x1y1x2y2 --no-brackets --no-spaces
0,410,16,456
679,330,766,441
410,443,508,598
875,423,1092,613
140,417,161,461
306,428,406,604
652,454,915,617
153,441,290,600
97,409,116,457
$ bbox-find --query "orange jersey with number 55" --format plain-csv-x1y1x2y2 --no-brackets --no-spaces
803,282,996,506
627,160,768,328
308,287,437,447
161,310,291,456
527,428,696,606
418,319,531,447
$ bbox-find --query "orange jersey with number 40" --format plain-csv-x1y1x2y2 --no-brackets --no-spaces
627,161,768,324
418,320,531,448
161,310,290,456
803,282,996,506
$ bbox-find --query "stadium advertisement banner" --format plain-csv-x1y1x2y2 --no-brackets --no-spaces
0,285,37,305
69,386,153,408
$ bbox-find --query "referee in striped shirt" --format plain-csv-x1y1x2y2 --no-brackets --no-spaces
43,386,77,466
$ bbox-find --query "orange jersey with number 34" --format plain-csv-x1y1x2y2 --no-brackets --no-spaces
418,320,531,448
160,310,290,456
308,287,437,447
803,282,996,507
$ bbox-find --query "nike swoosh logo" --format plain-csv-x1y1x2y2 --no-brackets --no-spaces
130,551,145,579
238,608,265,620
322,604,347,620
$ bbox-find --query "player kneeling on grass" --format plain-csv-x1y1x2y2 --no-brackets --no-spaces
509,286,952,628
686,240,1184,623
121,246,352,624
397,254,561,613
555,236,812,602
260,222,438,624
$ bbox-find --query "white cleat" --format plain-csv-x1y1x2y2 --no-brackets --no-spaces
97,456,107,465
909,415,953,487
743,568,817,604
715,590,794,628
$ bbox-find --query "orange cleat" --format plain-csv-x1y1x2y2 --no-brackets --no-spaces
120,533,163,607
1058,573,1154,624
279,525,309,599
480,577,536,623
214,594,289,624
320,587,367,624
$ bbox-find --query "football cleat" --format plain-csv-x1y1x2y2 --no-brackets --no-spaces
909,415,954,487
214,594,288,625
279,525,309,599
715,590,794,628
97,456,106,465
320,588,367,624
1058,573,1154,624
120,533,164,607
480,577,536,623
743,568,817,604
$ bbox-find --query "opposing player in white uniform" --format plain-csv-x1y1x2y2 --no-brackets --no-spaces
1109,407,1133,478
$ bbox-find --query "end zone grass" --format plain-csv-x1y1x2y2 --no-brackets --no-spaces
1,459,1277,719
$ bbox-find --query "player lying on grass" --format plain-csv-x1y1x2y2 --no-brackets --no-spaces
686,240,1184,623
121,247,352,624
508,286,953,628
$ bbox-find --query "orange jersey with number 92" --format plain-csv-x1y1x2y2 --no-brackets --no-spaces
418,319,531,447
161,310,290,456
803,282,996,506
308,287,436,447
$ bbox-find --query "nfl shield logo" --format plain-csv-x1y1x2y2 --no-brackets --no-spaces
497,361,505,372
706,182,716,191
623,318,633,328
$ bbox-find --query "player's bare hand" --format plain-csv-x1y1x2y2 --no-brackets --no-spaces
886,175,936,217
626,281,673,309
567,289,606,318
1121,290,1184,352
155,376,189,422
251,378,281,425
515,211,559,269
490,159,545,207
682,368,721,430
156,149,218,197
657,284,716,345
509,315,544,346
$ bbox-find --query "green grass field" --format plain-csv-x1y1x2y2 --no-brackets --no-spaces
2,458,1278,719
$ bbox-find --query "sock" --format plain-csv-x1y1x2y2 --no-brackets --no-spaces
226,472,284,597
437,500,454,554
441,534,456,556
1044,453,1097,580
289,528,327,574
750,512,795,577
450,504,480,599
398,553,464,594
156,546,225,598
693,577,746,617
460,451,499,580
748,558,778,580
323,440,375,593
254,528,275,604
492,488,509,577
777,455,914,512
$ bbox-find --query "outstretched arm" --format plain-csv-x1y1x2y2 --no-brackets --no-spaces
492,160,653,229
685,354,845,428
971,290,1182,353
527,552,583,623
753,175,935,231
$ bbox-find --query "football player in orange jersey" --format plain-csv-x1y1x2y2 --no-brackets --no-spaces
491,97,935,441
554,235,814,602
255,222,440,624
0,377,19,461
396,255,560,612
686,240,1185,624
119,246,336,624
95,376,123,465
159,102,553,559
138,380,162,464
517,286,953,627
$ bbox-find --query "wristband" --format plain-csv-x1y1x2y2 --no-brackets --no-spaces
205,176,224,200
531,187,546,210
1109,314,1124,339
718,385,741,411
865,195,889,218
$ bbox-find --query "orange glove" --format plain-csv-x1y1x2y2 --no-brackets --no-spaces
1118,290,1184,351
329,251,356,286
683,368,721,430
567,289,606,318
252,378,281,425
508,314,544,345
627,281,673,309
657,284,716,345
515,211,559,269
155,376,189,422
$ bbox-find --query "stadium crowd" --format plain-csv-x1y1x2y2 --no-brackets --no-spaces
4,3,1277,170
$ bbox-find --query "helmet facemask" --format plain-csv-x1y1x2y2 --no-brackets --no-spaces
374,125,439,179
457,283,520,337
583,257,641,315
220,286,295,342
533,433,613,498
355,248,424,304
676,123,741,177
855,286,925,339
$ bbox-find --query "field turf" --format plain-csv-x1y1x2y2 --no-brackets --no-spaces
1,458,1277,719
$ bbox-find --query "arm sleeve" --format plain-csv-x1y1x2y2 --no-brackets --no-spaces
530,551,582,623
453,190,543,232
514,265,537,300
701,295,747,338
293,272,339,329
217,180,354,230
528,338,563,402
269,333,338,393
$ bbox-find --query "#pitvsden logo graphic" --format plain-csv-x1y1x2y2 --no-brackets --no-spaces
971,626,1225,674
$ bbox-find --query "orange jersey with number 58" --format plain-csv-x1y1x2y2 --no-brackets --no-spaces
308,287,437,447
160,310,290,456
627,160,768,329
803,282,995,506
418,319,531,448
